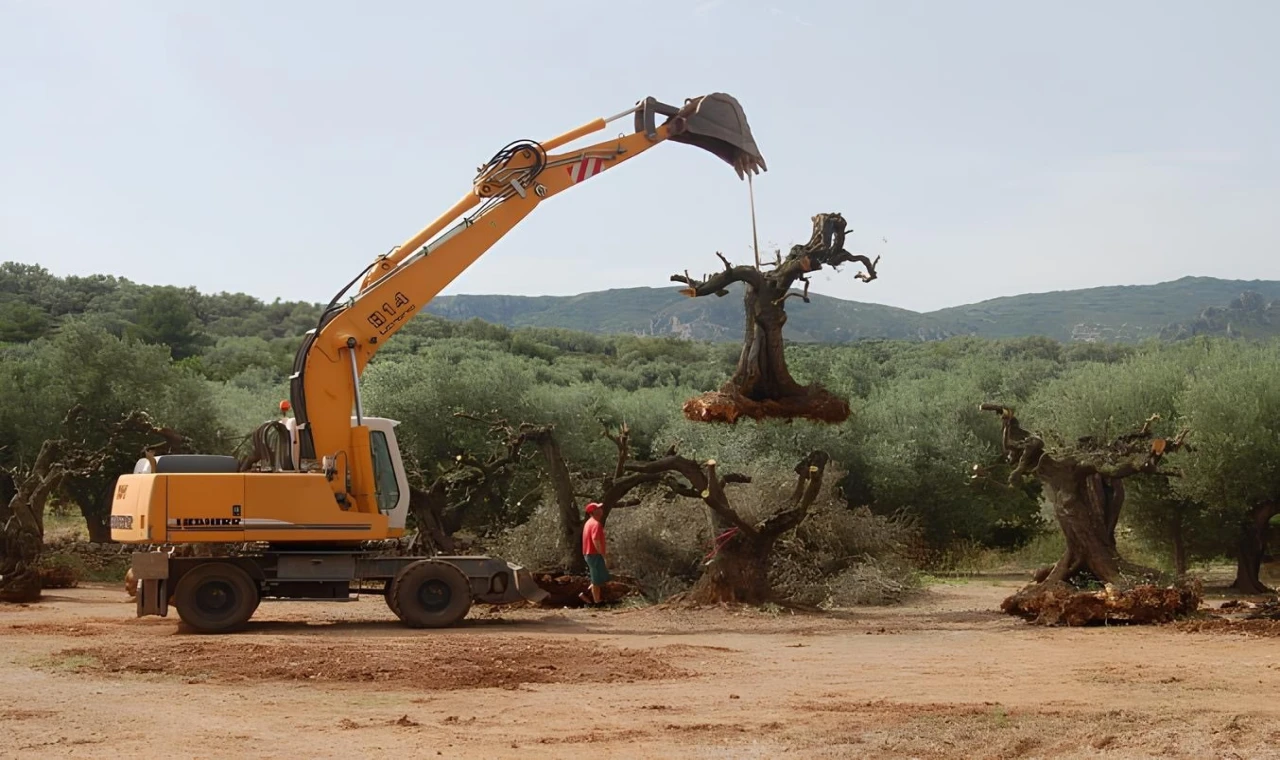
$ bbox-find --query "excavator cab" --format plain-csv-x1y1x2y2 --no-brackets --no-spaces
637,93,767,180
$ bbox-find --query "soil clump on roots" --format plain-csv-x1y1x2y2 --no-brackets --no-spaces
1001,579,1203,626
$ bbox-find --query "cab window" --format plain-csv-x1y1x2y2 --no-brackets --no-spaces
370,431,400,513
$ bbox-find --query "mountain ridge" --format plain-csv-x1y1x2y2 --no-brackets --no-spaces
424,276,1280,343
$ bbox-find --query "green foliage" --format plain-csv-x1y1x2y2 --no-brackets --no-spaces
0,298,50,342
3,260,1279,588
0,320,240,537
127,286,210,359
1175,341,1280,514
853,360,1045,550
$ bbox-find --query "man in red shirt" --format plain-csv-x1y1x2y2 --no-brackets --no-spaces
579,502,610,605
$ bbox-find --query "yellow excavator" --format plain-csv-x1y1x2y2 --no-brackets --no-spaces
110,92,766,633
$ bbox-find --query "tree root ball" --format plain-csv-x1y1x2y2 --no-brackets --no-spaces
39,565,79,590
1001,579,1203,626
682,385,851,424
532,573,640,607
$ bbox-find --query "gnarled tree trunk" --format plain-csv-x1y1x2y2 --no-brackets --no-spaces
1171,519,1188,578
1037,471,1157,586
619,447,830,604
1,441,64,603
688,530,777,604
408,483,457,554
1231,501,1277,595
734,279,802,402
531,432,584,575
67,485,113,544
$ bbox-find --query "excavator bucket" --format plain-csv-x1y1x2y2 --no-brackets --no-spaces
640,93,767,179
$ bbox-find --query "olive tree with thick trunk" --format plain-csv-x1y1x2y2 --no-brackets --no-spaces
977,404,1201,625
981,404,1188,588
0,441,65,603
671,212,877,424
600,422,831,604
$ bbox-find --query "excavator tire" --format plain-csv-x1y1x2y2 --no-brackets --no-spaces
389,560,471,629
172,562,260,634
384,577,403,619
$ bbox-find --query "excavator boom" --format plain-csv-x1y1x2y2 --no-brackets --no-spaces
289,93,765,504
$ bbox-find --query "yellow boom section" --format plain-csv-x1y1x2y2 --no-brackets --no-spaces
291,94,765,510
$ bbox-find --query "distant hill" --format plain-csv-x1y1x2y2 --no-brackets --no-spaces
930,277,1280,342
1160,289,1280,340
424,287,949,343
427,276,1280,344
6,261,1278,347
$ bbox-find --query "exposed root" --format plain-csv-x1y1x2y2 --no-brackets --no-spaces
532,572,641,608
1001,579,1203,626
682,385,850,424
37,565,78,590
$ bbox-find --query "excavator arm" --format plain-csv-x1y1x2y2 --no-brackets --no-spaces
288,93,765,511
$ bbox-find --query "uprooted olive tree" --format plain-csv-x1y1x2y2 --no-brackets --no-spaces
0,441,65,603
671,212,877,424
978,404,1199,625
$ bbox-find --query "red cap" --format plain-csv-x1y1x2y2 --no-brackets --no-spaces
279,400,291,413
585,502,602,514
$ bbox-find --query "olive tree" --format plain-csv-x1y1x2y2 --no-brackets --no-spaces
1175,341,1280,593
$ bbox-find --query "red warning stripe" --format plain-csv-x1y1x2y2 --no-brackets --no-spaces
566,157,605,183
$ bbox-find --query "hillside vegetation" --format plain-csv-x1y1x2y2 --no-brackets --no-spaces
2,261,1279,598
6,262,1277,347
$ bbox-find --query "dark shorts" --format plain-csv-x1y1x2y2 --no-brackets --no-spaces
585,553,610,585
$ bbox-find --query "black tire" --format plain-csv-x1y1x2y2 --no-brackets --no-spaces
390,560,471,629
384,578,403,619
173,562,260,634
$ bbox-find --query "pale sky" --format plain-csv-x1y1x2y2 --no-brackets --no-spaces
2,1,1276,313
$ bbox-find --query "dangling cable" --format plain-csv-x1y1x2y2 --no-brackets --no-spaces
748,173,761,269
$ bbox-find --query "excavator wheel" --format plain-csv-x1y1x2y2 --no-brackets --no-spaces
388,560,471,629
172,562,260,634
383,577,403,619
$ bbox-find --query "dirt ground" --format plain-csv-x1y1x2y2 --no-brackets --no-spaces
3,579,1280,759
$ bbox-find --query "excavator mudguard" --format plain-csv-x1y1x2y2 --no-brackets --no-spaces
637,93,767,179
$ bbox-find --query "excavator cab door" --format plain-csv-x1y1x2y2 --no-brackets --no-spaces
637,93,767,180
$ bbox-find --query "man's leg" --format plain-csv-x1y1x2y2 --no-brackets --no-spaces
586,554,608,603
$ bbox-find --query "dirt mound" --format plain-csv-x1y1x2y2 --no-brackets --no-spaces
54,635,689,690
682,385,850,424
1001,580,1202,626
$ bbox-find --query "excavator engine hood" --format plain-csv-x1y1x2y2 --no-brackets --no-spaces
637,93,766,179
